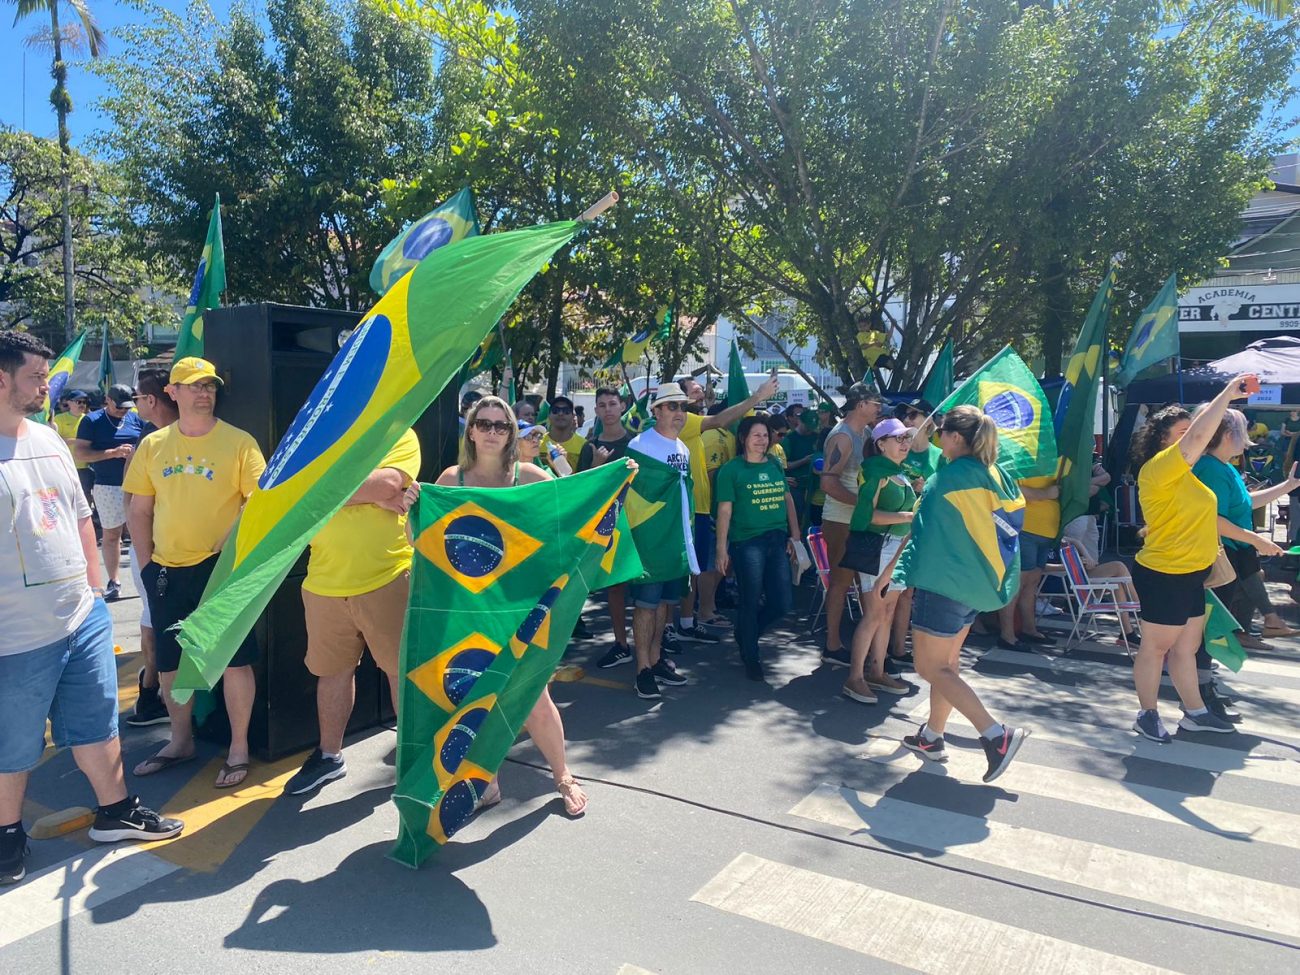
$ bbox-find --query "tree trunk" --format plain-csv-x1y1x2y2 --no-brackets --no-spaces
1040,253,1070,379
50,4,76,343
544,276,564,400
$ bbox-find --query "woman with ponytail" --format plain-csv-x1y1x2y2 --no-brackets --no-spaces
881,405,1029,783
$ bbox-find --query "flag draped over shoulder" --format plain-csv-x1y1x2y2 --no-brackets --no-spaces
392,464,640,867
97,325,114,395
935,346,1058,479
892,456,1025,612
624,447,698,581
36,329,88,422
1204,590,1246,672
603,306,671,368
371,187,481,297
920,338,954,405
173,194,226,363
1054,269,1113,531
1116,274,1179,387
170,221,584,700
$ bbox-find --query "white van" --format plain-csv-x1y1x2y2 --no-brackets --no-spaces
742,370,815,409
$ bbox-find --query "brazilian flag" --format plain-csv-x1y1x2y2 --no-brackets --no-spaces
1055,268,1114,531
936,346,1058,480
171,221,584,700
920,338,954,405
621,392,652,436
370,187,481,297
603,306,671,368
392,463,640,866
173,193,226,362
1116,274,1179,387
34,329,88,422
1204,591,1246,672
892,456,1026,612
625,448,698,582
458,328,503,384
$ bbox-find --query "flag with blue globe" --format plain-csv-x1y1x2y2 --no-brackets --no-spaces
370,187,481,296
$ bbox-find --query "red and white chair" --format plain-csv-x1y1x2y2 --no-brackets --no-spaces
806,527,861,634
1059,542,1141,656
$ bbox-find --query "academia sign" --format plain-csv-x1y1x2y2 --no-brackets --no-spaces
1179,283,1300,334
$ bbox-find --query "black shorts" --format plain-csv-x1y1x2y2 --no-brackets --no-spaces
141,556,259,673
1131,561,1211,628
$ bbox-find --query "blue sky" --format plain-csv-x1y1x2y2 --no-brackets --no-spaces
1,2,1297,149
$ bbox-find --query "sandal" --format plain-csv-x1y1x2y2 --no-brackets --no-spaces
214,762,250,789
476,779,502,811
556,773,587,817
133,749,196,777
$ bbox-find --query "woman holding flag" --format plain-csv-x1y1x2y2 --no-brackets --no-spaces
880,406,1029,783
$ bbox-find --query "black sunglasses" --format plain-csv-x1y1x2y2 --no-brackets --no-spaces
550,405,574,414
472,418,513,435
657,402,687,412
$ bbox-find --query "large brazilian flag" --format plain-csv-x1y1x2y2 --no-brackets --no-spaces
1055,268,1114,531
370,187,481,297
173,193,226,363
171,221,584,699
393,463,641,867
936,345,1058,480
624,448,698,581
34,329,88,423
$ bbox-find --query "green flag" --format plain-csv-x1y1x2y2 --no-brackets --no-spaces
97,325,115,395
35,329,89,422
392,463,640,866
171,221,584,699
920,338,954,405
1115,274,1179,387
604,306,671,368
371,187,481,296
173,193,226,363
621,392,652,436
1055,268,1114,531
1204,590,1246,672
935,346,1058,479
625,446,698,581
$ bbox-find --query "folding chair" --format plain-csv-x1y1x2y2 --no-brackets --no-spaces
806,527,861,634
1059,542,1141,656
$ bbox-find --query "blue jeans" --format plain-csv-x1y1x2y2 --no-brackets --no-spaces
730,530,793,669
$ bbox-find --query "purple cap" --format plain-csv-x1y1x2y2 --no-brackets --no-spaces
871,418,911,441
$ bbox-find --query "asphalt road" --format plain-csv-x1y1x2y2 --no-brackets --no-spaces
4,565,1300,975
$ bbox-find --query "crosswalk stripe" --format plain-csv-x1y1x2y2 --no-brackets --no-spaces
790,784,1300,940
900,702,1300,789
693,852,1184,975
615,966,658,975
0,845,179,950
859,739,1300,850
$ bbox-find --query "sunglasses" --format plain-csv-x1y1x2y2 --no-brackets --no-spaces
656,402,687,412
550,405,574,414
472,419,514,435
879,434,912,445
522,431,544,441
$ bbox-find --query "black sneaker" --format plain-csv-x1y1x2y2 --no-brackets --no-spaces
652,659,687,685
979,726,1028,783
661,626,685,655
0,824,28,885
674,622,720,644
902,725,948,763
572,616,593,640
635,668,661,700
104,579,121,602
1178,709,1235,734
595,643,632,669
1200,682,1242,724
744,662,765,682
125,669,170,727
88,796,184,843
283,748,347,796
821,647,852,668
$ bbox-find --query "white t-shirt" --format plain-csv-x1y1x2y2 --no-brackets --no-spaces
0,421,94,655
629,427,699,574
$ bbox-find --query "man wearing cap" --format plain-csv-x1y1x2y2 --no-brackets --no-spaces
74,383,147,601
543,395,586,471
123,357,266,789
53,389,94,502
819,382,882,665
284,428,421,796
897,399,943,486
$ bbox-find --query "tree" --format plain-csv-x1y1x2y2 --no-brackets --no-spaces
12,0,105,341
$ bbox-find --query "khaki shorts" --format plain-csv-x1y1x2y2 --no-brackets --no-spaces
302,572,410,678
820,519,856,587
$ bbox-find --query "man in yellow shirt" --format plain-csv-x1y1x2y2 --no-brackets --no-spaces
997,474,1060,651
284,430,421,796
542,394,586,470
124,357,266,789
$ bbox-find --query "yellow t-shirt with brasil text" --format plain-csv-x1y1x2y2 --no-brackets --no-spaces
304,429,422,597
122,419,266,567
1136,442,1219,574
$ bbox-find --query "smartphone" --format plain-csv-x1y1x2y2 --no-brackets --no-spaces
1240,376,1262,397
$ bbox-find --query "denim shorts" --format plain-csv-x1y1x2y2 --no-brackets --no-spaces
1019,531,1054,572
0,598,119,773
693,514,716,573
630,576,686,609
911,587,978,638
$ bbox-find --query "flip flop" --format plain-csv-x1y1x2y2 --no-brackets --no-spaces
214,763,250,789
133,750,196,777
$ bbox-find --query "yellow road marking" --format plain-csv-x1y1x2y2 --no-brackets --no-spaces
579,675,632,691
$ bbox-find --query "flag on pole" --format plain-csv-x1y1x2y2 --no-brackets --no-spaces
392,463,640,866
170,221,584,700
35,329,88,422
370,187,480,297
1115,274,1179,387
920,338,954,405
603,306,671,368
173,194,226,363
621,392,652,435
1203,590,1246,672
97,325,115,395
935,346,1058,479
1055,268,1114,530
726,339,751,432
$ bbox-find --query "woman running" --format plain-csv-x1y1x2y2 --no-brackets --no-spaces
1128,374,1270,742
885,405,1028,783
841,418,916,704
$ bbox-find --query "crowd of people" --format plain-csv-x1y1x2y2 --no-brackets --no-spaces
1,322,1294,886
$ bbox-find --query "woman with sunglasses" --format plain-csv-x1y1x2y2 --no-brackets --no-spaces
407,396,588,816
840,419,916,705
882,405,1028,782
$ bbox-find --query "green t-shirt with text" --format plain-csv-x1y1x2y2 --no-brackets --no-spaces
716,456,789,542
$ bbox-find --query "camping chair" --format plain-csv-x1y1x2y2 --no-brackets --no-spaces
1059,542,1141,657
806,527,861,634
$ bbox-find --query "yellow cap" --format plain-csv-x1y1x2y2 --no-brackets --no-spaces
170,356,224,386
